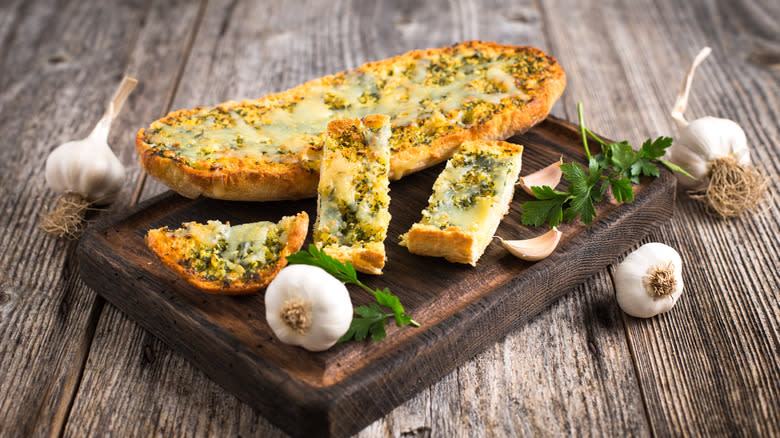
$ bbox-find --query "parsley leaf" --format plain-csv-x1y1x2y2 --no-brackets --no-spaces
638,136,673,160
338,303,389,342
287,244,419,343
520,103,690,228
521,186,568,227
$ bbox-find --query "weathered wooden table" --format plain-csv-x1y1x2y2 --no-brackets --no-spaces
2,0,778,436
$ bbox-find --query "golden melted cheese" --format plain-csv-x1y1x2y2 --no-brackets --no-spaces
165,219,286,282
314,116,391,249
142,43,557,172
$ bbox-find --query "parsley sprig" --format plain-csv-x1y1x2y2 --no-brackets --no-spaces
286,244,419,343
521,103,692,228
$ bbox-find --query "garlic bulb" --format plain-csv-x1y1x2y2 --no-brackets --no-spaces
614,242,684,318
666,47,767,218
45,112,126,203
40,76,137,239
498,227,562,261
45,76,136,203
265,264,353,351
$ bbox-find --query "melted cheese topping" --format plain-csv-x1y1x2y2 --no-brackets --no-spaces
417,141,523,233
314,117,391,248
168,219,286,282
143,44,556,171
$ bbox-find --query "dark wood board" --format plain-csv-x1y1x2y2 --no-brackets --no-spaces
77,117,676,438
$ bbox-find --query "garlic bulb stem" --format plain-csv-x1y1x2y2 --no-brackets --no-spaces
671,47,712,130
104,76,138,121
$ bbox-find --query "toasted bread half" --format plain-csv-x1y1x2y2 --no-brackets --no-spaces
136,41,565,201
145,212,308,294
314,115,391,275
400,140,523,266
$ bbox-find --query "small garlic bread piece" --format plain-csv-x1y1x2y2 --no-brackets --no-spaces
145,212,308,294
314,115,391,275
400,140,523,266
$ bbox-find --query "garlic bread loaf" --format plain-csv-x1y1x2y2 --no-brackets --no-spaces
314,115,392,275
145,213,308,294
400,140,523,266
136,41,565,201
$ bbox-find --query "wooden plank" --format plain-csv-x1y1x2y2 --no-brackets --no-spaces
77,117,675,437
0,0,201,436
541,0,780,436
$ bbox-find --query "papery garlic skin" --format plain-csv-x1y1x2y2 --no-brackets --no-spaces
615,242,684,318
265,264,353,352
45,114,126,204
667,116,750,189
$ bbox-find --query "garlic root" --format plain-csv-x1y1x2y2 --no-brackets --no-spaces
498,227,562,261
39,193,90,239
518,157,563,195
689,155,769,219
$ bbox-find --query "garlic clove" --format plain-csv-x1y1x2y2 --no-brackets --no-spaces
518,157,563,195
614,242,684,318
498,227,562,261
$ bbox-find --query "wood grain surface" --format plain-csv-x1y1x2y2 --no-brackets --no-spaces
1,0,778,437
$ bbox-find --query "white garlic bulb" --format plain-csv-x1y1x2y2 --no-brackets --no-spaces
669,116,750,188
45,112,126,203
666,47,751,189
265,264,353,351
45,76,136,203
614,242,684,318
40,76,137,239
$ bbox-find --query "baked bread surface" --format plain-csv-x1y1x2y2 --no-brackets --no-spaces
145,212,308,294
400,140,523,266
136,41,565,201
314,115,391,275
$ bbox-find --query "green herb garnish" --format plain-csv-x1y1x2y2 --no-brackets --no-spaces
286,244,419,342
521,102,692,228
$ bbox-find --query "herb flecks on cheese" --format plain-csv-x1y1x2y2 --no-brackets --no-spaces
142,45,555,172
146,213,309,294
401,140,523,266
314,116,392,274
167,220,284,283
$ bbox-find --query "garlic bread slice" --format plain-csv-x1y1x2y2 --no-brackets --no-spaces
314,115,391,275
146,212,308,294
400,140,523,266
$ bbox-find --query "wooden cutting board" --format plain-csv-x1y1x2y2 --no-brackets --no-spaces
77,117,676,438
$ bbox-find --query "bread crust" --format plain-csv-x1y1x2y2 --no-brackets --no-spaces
145,212,309,294
136,41,566,201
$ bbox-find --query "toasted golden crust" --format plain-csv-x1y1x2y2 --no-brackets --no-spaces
145,212,308,294
136,41,565,201
322,243,386,276
404,225,477,265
